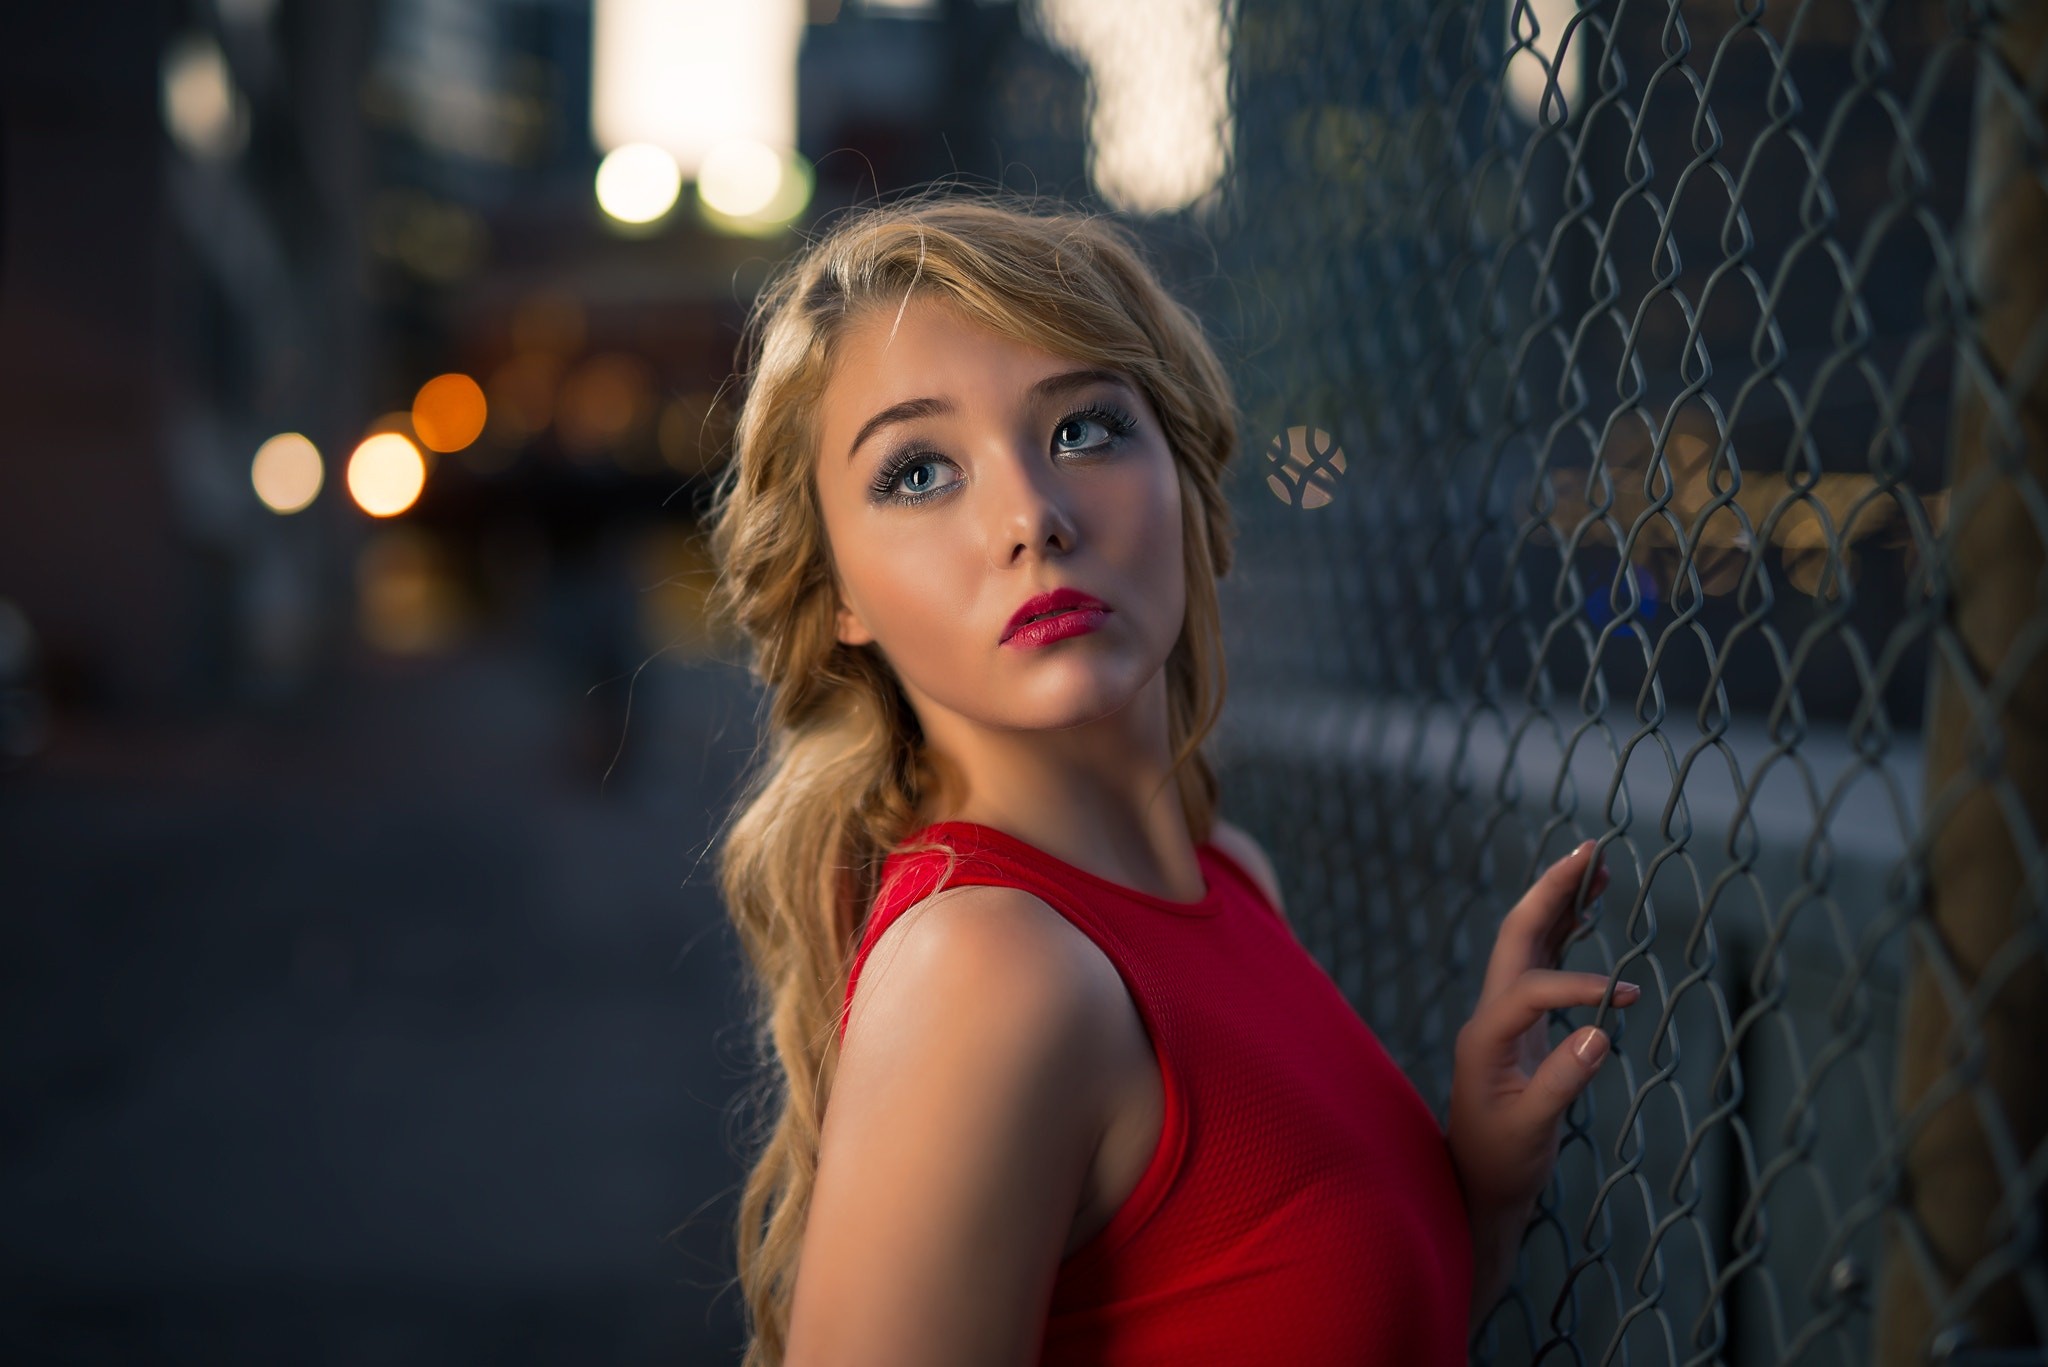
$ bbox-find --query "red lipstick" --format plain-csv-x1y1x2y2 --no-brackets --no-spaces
1001,586,1111,647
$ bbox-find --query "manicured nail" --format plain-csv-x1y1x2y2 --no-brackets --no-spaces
1575,1027,1611,1066
1615,981,1641,1001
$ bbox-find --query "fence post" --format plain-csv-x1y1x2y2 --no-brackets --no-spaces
1880,0,2048,1360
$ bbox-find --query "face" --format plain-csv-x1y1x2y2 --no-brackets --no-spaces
813,295,1187,737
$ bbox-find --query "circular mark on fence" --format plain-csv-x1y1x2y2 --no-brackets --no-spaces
1265,426,1346,508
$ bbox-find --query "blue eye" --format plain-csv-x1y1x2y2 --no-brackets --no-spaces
870,451,959,505
1053,405,1136,455
1054,417,1108,451
900,459,945,494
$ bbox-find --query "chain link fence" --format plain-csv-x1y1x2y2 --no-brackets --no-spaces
1189,0,2048,1360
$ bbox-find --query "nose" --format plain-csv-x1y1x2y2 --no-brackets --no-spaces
986,443,1078,566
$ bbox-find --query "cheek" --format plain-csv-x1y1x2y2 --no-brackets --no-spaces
1122,457,1187,603
838,517,981,662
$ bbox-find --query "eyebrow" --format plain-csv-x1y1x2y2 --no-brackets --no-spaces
847,396,953,464
845,368,1136,463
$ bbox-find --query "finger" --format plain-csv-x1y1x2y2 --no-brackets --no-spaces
1484,843,1606,997
1538,862,1608,968
1519,1026,1613,1129
1467,970,1640,1054
1486,842,1600,993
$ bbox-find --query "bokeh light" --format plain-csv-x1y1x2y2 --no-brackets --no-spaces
635,527,725,657
346,432,427,518
556,353,654,460
590,0,802,177
510,292,587,355
1036,0,1231,214
486,354,561,442
697,139,783,217
366,189,489,282
1505,0,1585,125
696,146,813,237
1264,426,1346,509
657,392,733,475
161,34,249,161
356,528,465,656
594,143,682,225
250,432,324,514
411,373,488,453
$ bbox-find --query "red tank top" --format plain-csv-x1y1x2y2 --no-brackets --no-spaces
837,819,1473,1365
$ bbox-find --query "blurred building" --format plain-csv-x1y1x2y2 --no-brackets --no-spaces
0,0,1090,748
3,1,375,719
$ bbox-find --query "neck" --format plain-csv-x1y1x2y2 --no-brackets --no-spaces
911,671,1204,902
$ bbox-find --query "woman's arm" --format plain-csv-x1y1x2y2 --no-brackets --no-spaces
784,885,1122,1367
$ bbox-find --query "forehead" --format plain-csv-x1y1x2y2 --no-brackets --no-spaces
821,296,1079,414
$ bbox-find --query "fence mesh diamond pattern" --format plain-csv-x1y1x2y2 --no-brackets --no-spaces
1192,0,2048,1360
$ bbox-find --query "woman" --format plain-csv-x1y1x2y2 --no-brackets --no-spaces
705,198,1631,1366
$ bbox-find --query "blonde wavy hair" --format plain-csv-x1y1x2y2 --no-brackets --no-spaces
703,197,1240,1365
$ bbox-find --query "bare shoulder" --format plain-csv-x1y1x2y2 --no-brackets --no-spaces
843,881,1129,1057
1208,816,1289,921
792,885,1127,1365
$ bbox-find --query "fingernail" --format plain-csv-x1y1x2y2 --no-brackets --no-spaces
1575,1027,1611,1066
1615,981,1641,1000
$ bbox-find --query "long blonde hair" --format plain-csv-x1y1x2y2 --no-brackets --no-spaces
703,197,1240,1365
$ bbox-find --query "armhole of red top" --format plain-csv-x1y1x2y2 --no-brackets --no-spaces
1202,838,1288,927
1053,916,1190,1278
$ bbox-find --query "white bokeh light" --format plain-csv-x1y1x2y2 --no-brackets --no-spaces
346,433,427,518
595,143,684,224
697,139,784,218
1505,0,1584,125
1035,0,1232,215
698,146,814,238
250,433,324,514
590,0,802,178
161,34,249,161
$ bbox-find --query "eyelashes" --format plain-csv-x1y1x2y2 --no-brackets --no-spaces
867,403,1139,507
867,446,949,505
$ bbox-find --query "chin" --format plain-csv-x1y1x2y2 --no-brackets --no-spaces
999,654,1168,732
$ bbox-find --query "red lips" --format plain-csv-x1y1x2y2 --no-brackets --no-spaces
1001,586,1111,644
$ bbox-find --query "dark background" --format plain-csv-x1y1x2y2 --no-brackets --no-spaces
0,2,1089,1362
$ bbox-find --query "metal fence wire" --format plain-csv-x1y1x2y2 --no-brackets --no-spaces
1184,0,2048,1360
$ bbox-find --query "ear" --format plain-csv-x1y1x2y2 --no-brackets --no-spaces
835,597,875,648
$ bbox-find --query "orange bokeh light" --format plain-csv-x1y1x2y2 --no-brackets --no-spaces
556,352,653,459
410,373,488,453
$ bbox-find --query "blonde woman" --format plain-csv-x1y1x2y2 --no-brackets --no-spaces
705,198,1632,1366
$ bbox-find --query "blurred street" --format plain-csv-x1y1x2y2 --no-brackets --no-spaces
0,638,759,1364
0,3,1106,1360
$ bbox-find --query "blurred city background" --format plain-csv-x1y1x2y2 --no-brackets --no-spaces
4,0,2045,1363
0,1,1114,1362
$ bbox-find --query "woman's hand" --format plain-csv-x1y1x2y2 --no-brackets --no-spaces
1446,840,1635,1321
